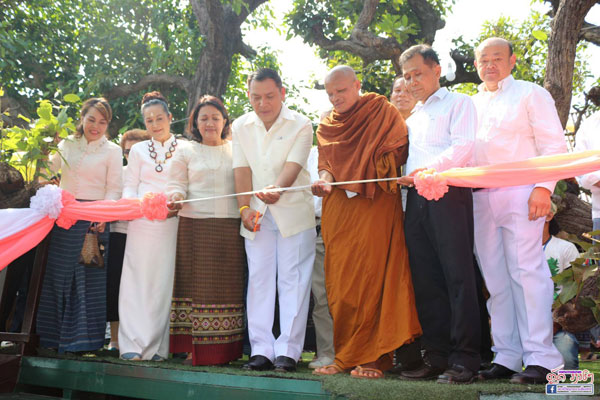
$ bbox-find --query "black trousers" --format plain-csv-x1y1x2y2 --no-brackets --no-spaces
404,186,481,372
106,232,127,322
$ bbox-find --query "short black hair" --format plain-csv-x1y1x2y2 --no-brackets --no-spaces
399,44,440,68
247,68,283,89
188,95,231,143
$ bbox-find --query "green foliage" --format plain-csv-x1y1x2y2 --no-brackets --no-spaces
551,232,600,322
0,93,80,181
285,0,453,95
1,0,284,138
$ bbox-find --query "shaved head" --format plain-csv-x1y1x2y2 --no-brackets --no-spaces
474,36,516,91
325,65,359,85
475,37,513,58
324,65,361,113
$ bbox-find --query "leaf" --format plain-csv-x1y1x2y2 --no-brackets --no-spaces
0,88,3,96
579,296,596,308
532,30,548,41
552,267,573,284
583,266,598,283
57,108,68,125
572,263,587,284
17,114,31,123
63,93,80,103
558,280,578,304
37,101,52,120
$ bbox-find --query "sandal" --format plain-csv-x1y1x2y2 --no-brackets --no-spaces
313,364,345,376
351,365,384,379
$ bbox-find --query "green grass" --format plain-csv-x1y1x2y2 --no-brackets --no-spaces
11,347,600,400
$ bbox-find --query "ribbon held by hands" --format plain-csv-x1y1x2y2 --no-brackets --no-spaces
0,185,169,270
413,150,600,201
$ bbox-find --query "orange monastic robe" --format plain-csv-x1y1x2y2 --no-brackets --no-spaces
318,93,422,370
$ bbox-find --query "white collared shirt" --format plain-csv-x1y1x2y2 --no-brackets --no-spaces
405,87,476,175
123,135,178,199
167,140,238,219
574,111,600,217
232,104,315,239
49,135,122,200
307,146,322,218
472,75,567,193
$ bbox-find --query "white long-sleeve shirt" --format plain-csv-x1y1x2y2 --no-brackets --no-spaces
49,135,122,200
405,87,476,175
167,140,238,219
574,111,600,218
472,75,567,193
123,136,177,199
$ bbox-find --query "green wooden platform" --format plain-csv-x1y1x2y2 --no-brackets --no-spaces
14,357,337,400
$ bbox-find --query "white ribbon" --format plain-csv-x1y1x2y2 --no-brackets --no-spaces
173,177,399,204
0,185,63,240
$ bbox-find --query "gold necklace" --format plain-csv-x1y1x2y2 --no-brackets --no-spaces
148,136,177,173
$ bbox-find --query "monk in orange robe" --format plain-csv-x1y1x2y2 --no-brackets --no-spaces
311,66,422,379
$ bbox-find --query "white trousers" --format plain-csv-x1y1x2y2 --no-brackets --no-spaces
473,185,563,371
245,210,316,361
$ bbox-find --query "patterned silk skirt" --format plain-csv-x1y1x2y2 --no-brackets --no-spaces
169,217,246,365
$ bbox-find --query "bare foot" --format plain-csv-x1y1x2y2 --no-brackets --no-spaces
351,364,384,379
313,364,345,375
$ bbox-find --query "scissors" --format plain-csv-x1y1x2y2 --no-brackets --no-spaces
252,211,263,232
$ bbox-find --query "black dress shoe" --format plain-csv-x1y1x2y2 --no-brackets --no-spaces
478,363,517,381
437,364,475,384
510,365,550,385
388,360,424,375
242,355,274,371
273,355,297,372
401,363,445,380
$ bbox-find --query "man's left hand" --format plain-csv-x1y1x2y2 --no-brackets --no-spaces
397,176,414,186
528,187,552,221
397,168,426,187
256,185,281,204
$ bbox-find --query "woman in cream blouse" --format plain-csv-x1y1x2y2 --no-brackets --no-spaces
37,97,122,353
168,95,245,366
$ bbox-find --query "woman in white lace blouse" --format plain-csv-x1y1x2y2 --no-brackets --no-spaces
36,97,122,353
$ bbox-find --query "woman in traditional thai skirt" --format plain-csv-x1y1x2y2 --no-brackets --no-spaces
106,129,150,351
118,92,179,361
168,96,245,365
36,98,123,353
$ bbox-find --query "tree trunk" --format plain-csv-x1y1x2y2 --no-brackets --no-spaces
0,163,39,209
544,0,596,127
187,25,241,114
553,192,593,237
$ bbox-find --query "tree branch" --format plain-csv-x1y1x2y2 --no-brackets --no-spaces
237,40,257,59
103,74,191,100
406,0,445,44
232,0,270,26
355,0,379,31
442,50,481,86
580,22,600,46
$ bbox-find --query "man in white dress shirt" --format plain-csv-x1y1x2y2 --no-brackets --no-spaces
472,37,566,384
232,68,316,372
575,88,600,231
397,44,481,384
